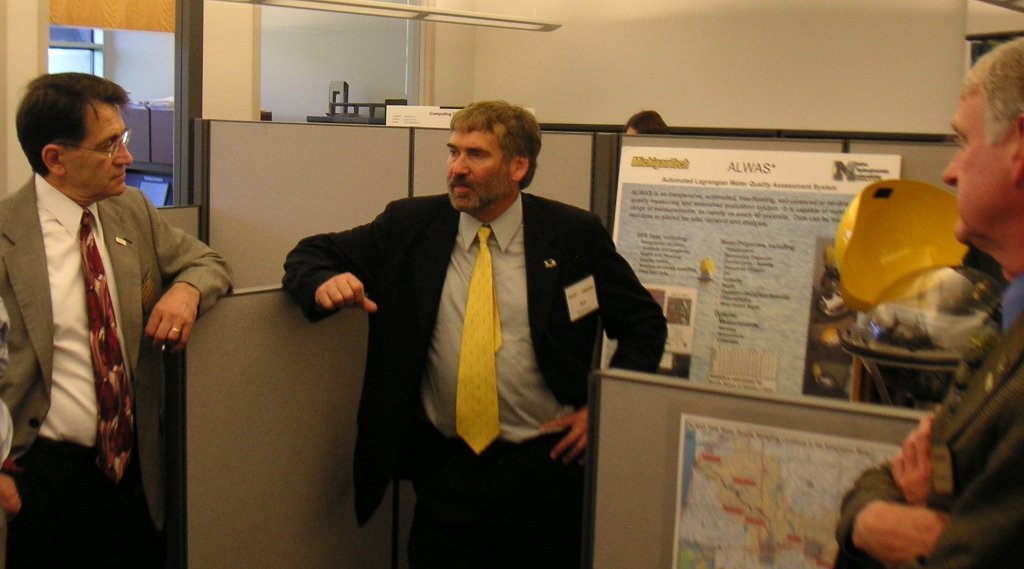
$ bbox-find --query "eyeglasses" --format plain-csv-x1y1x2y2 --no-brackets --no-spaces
58,128,132,159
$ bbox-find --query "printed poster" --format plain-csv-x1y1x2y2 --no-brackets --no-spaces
612,146,901,397
673,415,896,568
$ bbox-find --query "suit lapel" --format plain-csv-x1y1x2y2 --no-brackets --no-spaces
414,207,459,338
522,195,561,347
1,182,56,385
938,318,1024,440
412,195,565,344
97,199,144,369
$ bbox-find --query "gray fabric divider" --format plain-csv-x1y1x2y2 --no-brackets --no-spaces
185,289,398,569
586,369,922,569
190,122,957,568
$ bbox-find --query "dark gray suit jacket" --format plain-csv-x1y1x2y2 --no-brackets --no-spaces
0,180,232,532
836,315,1024,568
283,192,667,524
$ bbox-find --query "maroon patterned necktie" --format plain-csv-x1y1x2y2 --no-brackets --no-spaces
79,210,133,483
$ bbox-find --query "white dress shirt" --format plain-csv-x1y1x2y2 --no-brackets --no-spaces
35,174,128,447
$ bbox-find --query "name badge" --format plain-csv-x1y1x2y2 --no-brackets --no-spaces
565,276,598,322
931,445,955,496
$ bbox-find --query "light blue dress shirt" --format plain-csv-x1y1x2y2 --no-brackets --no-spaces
421,195,575,443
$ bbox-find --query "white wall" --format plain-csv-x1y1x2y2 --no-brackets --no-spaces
422,0,475,107
204,1,261,121
967,2,1024,34
432,0,967,134
4,0,1023,199
260,6,417,123
107,29,175,102
250,0,1024,123
106,2,261,121
2,0,47,196
1,0,8,193
67,3,259,119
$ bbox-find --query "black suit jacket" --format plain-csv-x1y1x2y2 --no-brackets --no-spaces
283,193,667,524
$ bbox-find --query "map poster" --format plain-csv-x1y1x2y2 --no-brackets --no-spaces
612,146,901,397
673,415,896,569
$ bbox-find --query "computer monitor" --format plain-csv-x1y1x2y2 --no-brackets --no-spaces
126,172,172,207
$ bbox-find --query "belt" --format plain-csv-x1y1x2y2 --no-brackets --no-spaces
27,437,97,462
412,418,563,455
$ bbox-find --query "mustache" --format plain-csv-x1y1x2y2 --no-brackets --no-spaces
448,174,472,189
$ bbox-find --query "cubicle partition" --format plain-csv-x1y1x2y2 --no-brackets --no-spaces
184,122,959,568
204,121,596,289
184,289,403,569
585,369,923,569
624,134,844,153
204,121,411,289
158,205,200,239
410,126,594,210
199,122,956,292
186,121,601,568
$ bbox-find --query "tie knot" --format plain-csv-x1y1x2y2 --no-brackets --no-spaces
81,209,93,228
477,225,492,244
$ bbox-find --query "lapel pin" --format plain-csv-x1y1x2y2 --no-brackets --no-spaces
115,237,128,246
544,258,557,269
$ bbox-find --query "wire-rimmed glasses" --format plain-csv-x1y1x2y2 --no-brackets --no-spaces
58,128,132,159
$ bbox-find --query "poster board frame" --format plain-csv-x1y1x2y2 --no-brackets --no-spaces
584,368,923,569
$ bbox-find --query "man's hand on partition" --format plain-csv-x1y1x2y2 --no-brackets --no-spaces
146,282,201,353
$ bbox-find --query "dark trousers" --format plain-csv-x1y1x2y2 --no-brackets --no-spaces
406,421,585,569
5,437,164,569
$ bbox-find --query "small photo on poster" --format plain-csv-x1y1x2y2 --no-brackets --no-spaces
647,285,698,378
802,237,856,399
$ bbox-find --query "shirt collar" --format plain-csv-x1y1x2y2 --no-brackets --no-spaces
458,193,522,253
35,173,100,236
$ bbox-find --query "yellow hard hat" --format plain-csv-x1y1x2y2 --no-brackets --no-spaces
835,179,967,312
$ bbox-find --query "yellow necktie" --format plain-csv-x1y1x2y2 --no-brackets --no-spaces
456,225,502,454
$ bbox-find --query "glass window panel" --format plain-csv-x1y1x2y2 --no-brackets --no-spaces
50,26,95,43
48,48,96,74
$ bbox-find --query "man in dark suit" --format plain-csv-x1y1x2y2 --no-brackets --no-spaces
834,38,1024,568
283,100,667,568
0,73,232,568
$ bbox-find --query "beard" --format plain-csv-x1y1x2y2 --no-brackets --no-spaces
447,173,514,217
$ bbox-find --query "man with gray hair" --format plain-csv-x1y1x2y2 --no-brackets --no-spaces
835,37,1024,568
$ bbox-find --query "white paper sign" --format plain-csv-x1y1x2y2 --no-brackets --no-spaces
385,106,458,129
